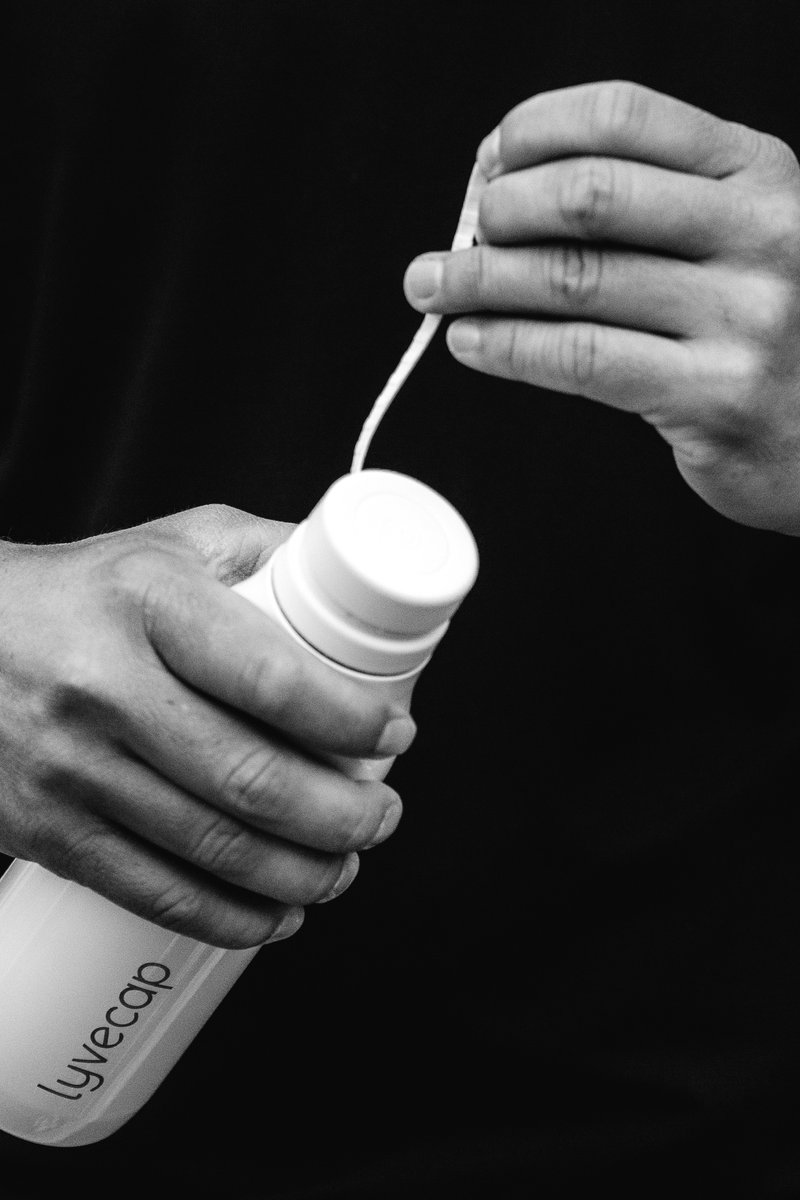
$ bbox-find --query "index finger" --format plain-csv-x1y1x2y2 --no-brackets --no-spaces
478,80,759,181
142,563,416,760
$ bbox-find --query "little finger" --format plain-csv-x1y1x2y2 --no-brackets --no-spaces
445,316,695,413
34,811,305,950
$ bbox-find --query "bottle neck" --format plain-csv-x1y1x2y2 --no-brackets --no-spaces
271,529,448,676
234,555,432,682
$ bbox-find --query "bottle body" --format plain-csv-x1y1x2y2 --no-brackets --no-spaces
0,470,477,1147
0,557,419,1147
0,865,258,1146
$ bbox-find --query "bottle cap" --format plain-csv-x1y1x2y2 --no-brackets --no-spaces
271,470,479,674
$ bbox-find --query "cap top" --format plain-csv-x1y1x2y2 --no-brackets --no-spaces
273,470,478,673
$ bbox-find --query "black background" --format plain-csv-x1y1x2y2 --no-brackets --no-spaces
3,2,800,1196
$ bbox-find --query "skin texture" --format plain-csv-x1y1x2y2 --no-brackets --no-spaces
0,504,415,948
404,80,800,535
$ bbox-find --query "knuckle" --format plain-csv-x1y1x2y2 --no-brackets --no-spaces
504,321,534,381
48,647,111,720
546,243,603,306
718,184,760,240
15,704,78,796
220,744,284,815
726,345,763,402
555,323,607,389
180,504,257,576
191,815,257,881
478,180,508,239
136,564,196,642
28,733,77,796
147,881,206,935
58,824,116,888
558,157,618,236
584,80,649,143
190,502,241,528
146,503,250,560
701,344,763,430
470,243,498,297
757,192,800,260
741,275,797,343
241,644,305,722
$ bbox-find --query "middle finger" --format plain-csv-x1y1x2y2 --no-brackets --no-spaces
478,157,761,259
114,668,402,855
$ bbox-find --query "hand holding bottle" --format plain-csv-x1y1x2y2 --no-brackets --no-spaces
0,471,476,1146
0,502,414,950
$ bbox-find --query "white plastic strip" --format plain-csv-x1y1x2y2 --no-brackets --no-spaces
350,161,487,473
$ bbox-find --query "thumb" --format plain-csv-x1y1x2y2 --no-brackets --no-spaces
151,503,296,585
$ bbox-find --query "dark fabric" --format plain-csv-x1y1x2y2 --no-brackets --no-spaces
3,2,800,1196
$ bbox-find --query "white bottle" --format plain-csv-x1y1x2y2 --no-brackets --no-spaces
0,470,478,1147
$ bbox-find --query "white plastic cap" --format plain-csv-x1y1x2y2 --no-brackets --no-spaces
271,470,479,674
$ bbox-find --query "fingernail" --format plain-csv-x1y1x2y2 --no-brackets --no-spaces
404,257,443,302
477,126,503,179
266,906,305,943
447,321,482,356
365,798,403,849
375,715,417,756
317,852,360,903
